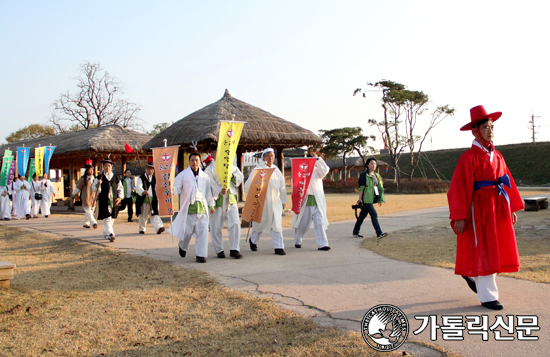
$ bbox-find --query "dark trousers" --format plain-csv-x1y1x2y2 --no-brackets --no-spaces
352,203,382,236
119,197,134,221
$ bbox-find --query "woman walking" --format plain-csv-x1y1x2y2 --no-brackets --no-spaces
352,158,387,239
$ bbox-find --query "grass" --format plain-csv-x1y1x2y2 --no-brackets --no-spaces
0,226,397,357
362,208,550,284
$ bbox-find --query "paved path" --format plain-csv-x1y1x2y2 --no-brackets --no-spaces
3,193,549,357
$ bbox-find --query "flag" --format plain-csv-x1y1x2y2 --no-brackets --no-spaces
152,145,179,216
35,147,45,177
44,146,55,173
7,160,16,185
0,156,14,186
28,159,36,180
291,158,317,215
4,149,13,158
241,168,275,224
215,121,245,189
16,147,30,177
125,143,133,153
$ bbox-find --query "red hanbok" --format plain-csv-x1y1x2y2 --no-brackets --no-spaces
447,141,523,277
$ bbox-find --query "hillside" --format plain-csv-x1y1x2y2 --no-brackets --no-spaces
376,141,550,185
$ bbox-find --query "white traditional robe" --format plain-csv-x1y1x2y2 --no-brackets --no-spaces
9,183,16,216
30,180,42,217
14,180,31,219
244,162,287,249
168,167,215,257
291,158,330,247
39,179,56,217
0,187,10,220
93,172,123,238
205,160,243,253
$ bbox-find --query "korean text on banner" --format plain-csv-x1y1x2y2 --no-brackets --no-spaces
215,121,245,189
241,168,275,224
44,146,56,173
152,146,179,217
0,156,14,187
291,158,317,215
35,147,45,177
7,160,16,185
16,147,30,177
28,159,36,180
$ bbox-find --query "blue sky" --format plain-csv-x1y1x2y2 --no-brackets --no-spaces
1,0,549,151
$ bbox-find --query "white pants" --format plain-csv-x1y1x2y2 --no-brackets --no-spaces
179,213,209,258
30,197,40,217
209,205,241,253
83,206,97,227
294,205,329,248
0,196,10,219
138,203,164,233
251,226,284,249
103,217,115,237
474,274,499,303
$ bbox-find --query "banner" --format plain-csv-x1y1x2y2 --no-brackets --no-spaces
16,147,30,177
0,156,13,187
28,159,36,180
4,149,13,158
44,146,55,173
215,121,245,189
241,168,275,224
291,158,317,215
152,145,179,216
35,147,44,177
7,160,16,185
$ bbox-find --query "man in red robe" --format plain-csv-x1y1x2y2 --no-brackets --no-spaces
447,105,523,310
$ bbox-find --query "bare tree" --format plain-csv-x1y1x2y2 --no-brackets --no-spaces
50,62,142,133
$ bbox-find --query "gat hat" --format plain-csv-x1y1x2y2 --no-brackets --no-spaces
84,159,93,170
101,156,114,165
146,157,154,169
460,105,502,131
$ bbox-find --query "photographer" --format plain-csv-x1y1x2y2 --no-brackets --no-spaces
352,158,387,239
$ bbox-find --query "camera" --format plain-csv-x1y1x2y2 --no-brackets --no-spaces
351,203,363,210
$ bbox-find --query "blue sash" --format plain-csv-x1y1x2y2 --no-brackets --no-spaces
473,174,511,206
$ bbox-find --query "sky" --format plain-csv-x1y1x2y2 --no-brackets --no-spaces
1,0,549,152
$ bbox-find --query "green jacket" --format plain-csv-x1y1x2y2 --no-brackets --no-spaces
358,171,385,204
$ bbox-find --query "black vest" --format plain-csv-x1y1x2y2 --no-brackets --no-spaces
97,173,120,220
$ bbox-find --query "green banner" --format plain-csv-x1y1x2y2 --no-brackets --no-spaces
4,149,13,158
28,158,36,180
1,156,14,186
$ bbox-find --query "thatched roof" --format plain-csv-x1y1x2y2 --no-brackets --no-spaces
0,125,151,164
144,90,321,151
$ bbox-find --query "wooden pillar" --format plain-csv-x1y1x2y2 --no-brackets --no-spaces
68,161,75,210
121,157,127,174
237,146,244,202
275,146,284,177
178,148,185,173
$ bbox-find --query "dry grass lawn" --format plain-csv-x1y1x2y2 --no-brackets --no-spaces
362,200,550,284
0,226,401,357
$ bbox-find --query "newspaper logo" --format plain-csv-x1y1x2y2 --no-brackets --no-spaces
362,304,409,352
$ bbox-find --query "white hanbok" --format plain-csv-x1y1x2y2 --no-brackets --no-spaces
244,162,287,249
168,167,215,258
30,180,42,217
0,187,10,220
205,160,243,253
14,180,31,219
291,158,330,248
39,179,56,217
93,172,124,238
135,174,164,233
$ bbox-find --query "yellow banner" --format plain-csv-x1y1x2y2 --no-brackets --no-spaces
152,146,179,217
35,147,45,177
215,121,245,189
241,168,275,224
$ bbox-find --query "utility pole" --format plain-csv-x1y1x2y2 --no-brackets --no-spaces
527,110,541,144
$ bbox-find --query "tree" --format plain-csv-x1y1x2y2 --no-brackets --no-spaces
50,61,142,133
148,122,173,137
5,123,55,143
318,127,375,178
354,80,454,186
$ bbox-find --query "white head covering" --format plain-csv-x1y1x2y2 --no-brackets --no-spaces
261,148,274,159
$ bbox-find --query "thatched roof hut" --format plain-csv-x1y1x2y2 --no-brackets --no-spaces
144,90,322,176
0,125,151,205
